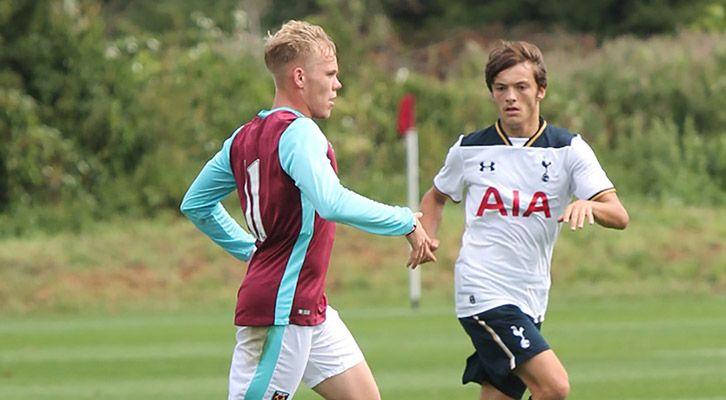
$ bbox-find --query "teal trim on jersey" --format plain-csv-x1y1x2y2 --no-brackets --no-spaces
244,326,285,400
274,192,315,325
180,128,257,262
258,106,305,119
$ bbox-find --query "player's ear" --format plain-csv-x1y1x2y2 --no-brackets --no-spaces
536,86,546,101
292,66,305,89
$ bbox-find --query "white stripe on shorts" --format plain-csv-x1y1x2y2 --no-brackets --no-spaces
473,315,517,370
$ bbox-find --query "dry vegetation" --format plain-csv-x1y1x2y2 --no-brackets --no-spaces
2,200,725,316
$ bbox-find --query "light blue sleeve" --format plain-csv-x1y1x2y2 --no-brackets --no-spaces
278,118,415,236
180,130,257,261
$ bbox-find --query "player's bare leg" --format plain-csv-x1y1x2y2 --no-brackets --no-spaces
480,382,517,400
515,349,570,400
312,360,381,400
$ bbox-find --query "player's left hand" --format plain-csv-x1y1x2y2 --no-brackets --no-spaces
557,199,595,231
419,238,439,264
406,212,437,268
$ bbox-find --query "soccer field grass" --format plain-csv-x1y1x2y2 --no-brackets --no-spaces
1,295,725,400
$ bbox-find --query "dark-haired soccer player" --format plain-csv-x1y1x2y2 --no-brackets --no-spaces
419,41,628,400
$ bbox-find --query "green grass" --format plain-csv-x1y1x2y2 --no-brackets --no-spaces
1,201,726,398
2,294,725,400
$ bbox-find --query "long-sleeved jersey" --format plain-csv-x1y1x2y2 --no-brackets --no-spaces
181,107,415,326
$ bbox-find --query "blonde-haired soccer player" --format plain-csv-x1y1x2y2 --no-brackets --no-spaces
181,20,434,400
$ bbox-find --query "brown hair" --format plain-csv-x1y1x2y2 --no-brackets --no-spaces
264,20,336,76
485,41,547,92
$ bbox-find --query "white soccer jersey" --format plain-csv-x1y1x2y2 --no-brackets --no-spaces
434,119,615,322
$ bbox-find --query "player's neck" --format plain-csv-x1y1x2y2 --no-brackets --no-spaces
500,115,540,138
271,88,311,118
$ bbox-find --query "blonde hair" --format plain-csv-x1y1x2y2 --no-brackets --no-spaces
264,20,336,75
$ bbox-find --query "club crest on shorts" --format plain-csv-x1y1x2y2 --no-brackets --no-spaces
511,326,531,349
272,390,290,400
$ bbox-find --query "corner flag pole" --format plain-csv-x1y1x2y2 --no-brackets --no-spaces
397,94,421,309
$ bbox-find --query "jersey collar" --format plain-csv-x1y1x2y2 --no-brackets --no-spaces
258,106,306,119
495,117,548,147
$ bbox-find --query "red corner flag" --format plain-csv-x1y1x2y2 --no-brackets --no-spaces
397,94,416,137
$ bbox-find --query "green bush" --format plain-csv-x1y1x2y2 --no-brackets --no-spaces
560,33,726,203
3,1,726,236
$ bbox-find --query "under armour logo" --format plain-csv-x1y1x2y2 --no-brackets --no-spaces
511,326,531,349
541,160,551,182
480,161,495,172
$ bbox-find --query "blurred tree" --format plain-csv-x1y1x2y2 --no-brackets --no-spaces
381,0,711,40
691,1,726,32
2,0,726,236
97,0,719,44
100,0,242,42
0,0,150,229
259,0,320,30
238,0,270,36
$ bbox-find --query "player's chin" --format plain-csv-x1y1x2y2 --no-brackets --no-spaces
313,109,333,119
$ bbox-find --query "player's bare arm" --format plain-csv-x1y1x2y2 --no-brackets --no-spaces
418,187,450,262
406,212,437,268
557,192,629,231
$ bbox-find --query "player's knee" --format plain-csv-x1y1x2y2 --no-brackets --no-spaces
553,379,570,399
536,378,570,400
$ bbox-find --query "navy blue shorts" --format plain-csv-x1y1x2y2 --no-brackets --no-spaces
458,305,550,399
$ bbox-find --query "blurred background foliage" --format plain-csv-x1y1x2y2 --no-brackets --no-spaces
2,0,726,236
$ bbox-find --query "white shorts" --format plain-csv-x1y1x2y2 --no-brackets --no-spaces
228,306,365,400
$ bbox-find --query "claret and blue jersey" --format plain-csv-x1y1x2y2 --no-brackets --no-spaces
434,118,615,323
181,107,415,327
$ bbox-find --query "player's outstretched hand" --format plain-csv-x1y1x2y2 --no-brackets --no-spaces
557,199,595,231
406,212,437,269
419,238,439,265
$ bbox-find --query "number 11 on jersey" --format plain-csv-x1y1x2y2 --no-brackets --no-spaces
244,159,267,241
